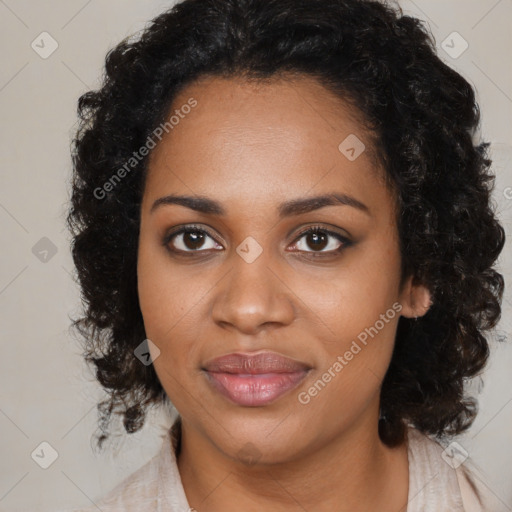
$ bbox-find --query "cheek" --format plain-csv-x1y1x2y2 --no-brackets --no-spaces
343,229,402,321
136,235,214,384
137,232,196,334
300,303,400,420
298,241,401,343
137,257,203,406
304,234,402,386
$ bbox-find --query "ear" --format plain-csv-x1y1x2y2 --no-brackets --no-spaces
398,275,432,319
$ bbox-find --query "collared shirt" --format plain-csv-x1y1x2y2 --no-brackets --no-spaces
67,417,507,511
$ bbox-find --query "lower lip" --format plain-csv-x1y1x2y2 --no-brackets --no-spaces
204,371,309,406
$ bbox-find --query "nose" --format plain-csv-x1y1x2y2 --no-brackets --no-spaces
211,249,296,335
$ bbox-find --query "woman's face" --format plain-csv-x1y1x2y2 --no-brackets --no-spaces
137,74,429,463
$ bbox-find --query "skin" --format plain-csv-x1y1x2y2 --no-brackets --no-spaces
137,74,432,512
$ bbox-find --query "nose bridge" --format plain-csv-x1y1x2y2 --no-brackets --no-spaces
211,241,295,332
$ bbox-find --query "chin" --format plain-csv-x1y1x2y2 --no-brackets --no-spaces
205,409,314,466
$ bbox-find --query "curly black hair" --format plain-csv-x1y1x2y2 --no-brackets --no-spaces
66,0,506,451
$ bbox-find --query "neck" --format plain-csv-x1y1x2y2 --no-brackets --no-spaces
176,407,410,512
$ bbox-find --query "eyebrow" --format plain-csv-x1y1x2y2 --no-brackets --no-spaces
150,193,370,217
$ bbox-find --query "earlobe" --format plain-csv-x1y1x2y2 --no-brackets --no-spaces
399,276,433,319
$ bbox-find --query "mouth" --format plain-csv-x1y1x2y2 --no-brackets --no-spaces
202,351,312,407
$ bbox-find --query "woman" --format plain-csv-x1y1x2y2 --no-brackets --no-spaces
66,0,507,510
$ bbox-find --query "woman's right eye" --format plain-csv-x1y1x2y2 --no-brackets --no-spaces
163,225,223,255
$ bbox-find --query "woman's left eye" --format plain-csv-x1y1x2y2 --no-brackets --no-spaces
291,226,352,255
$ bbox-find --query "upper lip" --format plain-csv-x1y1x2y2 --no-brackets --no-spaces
203,351,312,374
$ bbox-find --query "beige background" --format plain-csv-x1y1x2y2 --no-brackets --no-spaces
0,0,511,510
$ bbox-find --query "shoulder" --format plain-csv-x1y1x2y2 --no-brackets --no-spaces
63,419,191,512
406,426,508,512
65,441,165,512
454,454,509,512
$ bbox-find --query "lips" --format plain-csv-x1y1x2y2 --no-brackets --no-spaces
202,352,312,406
203,352,311,374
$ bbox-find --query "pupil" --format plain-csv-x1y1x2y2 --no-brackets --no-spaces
185,231,205,250
308,231,327,251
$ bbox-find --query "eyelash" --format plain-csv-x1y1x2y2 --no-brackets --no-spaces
162,224,353,259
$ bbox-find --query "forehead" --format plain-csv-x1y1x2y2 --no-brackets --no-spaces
143,74,392,215
151,73,381,162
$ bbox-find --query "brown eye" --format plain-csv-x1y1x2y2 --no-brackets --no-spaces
304,231,329,251
163,225,222,254
292,226,352,254
180,230,207,250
